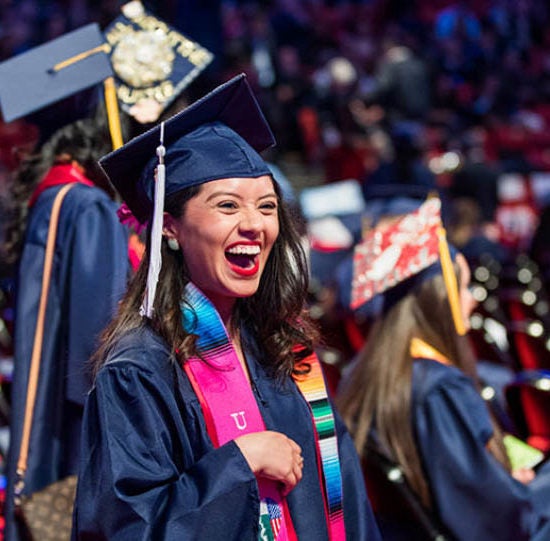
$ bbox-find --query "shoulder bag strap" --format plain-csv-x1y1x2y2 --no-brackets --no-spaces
15,183,75,491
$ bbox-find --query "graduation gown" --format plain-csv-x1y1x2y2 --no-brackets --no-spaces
5,183,129,541
412,357,550,541
72,325,381,540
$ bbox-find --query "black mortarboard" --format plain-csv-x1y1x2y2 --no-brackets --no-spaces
100,73,275,223
0,24,111,123
104,0,214,122
0,23,123,148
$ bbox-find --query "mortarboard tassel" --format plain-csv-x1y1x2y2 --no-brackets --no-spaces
437,226,467,336
103,76,124,149
50,44,110,72
140,121,166,318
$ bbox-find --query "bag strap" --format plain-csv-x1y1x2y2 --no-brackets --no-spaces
15,183,75,489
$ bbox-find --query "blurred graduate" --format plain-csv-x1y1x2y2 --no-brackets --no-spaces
0,24,130,541
337,197,550,540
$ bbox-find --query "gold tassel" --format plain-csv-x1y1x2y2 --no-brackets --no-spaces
50,44,110,72
103,77,123,150
437,226,466,336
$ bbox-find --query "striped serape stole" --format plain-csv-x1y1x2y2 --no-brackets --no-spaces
293,352,346,540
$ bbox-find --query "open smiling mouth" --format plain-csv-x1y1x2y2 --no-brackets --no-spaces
225,245,261,277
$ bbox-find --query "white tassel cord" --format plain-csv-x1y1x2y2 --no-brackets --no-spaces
140,122,166,318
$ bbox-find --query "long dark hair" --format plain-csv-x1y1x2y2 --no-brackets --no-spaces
93,178,319,379
337,262,510,508
1,117,113,267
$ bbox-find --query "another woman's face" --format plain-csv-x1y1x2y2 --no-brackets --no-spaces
167,175,279,313
457,253,477,332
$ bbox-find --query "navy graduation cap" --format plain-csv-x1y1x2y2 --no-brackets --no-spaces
104,0,214,121
0,23,123,148
0,23,111,122
100,73,275,224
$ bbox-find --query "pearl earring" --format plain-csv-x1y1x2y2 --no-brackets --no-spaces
167,238,180,251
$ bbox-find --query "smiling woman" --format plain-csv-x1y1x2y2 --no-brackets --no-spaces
71,74,381,541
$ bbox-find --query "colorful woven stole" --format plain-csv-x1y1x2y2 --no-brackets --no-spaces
293,353,346,540
181,283,346,540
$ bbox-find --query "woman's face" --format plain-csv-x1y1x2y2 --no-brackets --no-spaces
165,175,279,315
456,253,477,332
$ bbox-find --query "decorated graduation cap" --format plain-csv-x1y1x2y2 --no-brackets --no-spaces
0,23,123,149
350,197,467,335
104,0,214,123
99,73,275,317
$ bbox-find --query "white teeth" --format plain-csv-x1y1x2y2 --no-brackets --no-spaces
226,245,260,255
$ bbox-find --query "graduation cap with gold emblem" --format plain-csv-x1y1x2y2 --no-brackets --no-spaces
104,0,214,123
0,23,123,150
350,197,467,335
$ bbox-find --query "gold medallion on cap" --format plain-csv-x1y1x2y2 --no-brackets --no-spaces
111,29,175,89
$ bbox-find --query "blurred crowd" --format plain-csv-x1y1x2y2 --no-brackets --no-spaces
1,0,550,537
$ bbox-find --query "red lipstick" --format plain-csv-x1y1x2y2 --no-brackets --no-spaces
225,241,261,277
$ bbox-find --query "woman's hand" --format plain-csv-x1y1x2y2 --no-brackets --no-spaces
512,467,535,484
235,431,304,495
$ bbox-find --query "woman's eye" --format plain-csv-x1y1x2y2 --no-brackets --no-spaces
219,201,237,209
260,201,277,211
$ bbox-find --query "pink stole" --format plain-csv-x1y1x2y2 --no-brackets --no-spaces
182,325,297,539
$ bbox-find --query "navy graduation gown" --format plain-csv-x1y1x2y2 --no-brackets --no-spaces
5,184,129,541
73,325,381,540
412,358,550,540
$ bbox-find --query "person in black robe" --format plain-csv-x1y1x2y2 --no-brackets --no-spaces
337,205,550,540
72,74,381,540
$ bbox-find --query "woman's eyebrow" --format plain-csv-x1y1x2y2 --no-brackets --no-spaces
205,191,277,202
205,190,242,201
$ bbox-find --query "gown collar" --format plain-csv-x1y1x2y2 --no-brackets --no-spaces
410,337,451,365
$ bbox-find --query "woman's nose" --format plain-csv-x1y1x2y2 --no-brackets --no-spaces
239,209,262,232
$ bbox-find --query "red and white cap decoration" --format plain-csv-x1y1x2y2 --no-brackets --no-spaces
350,198,442,311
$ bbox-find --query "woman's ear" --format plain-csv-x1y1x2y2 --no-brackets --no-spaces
162,212,179,240
163,213,181,251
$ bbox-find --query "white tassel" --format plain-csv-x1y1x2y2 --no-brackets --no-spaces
140,122,166,318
